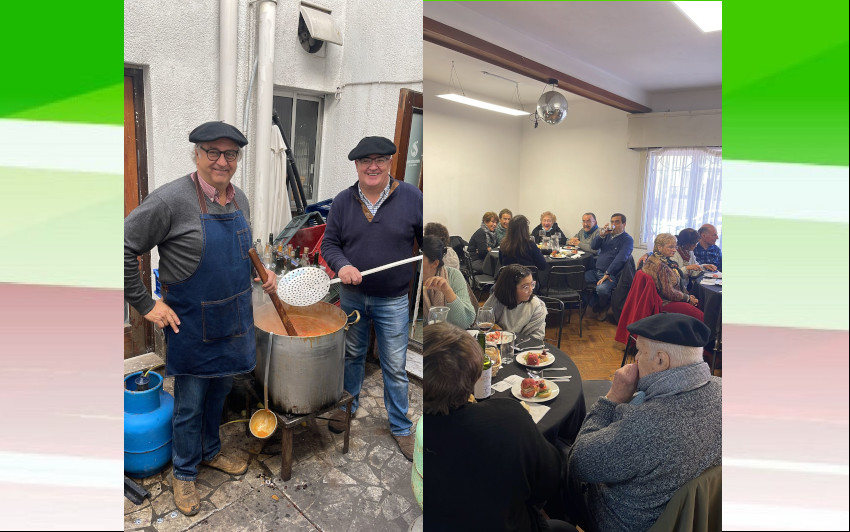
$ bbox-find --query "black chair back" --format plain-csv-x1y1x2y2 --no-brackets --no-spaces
536,295,564,349
543,264,586,337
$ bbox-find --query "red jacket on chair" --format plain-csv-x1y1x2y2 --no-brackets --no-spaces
615,270,663,345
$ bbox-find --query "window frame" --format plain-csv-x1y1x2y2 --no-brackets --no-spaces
272,88,325,206
639,146,723,248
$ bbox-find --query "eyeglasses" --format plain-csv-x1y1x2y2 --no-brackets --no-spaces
198,146,240,162
519,281,536,292
357,156,391,167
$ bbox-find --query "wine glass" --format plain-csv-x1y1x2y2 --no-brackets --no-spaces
476,307,495,338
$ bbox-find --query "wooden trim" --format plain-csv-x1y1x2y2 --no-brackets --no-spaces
423,17,652,114
391,89,424,183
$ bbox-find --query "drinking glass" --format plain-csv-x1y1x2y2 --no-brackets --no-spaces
427,306,450,325
476,307,495,335
539,230,546,241
499,331,515,365
553,232,561,248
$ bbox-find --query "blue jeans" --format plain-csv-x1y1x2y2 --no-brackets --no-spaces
172,374,234,481
340,287,412,437
584,269,618,310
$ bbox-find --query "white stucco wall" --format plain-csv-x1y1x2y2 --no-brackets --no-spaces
124,0,422,219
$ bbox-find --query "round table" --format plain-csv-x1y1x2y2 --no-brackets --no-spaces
488,339,586,446
484,248,593,283
693,274,722,336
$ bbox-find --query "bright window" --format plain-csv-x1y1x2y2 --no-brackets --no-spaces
273,90,324,204
640,147,722,247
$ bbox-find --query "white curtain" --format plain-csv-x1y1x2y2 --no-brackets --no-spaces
253,124,293,244
640,147,722,247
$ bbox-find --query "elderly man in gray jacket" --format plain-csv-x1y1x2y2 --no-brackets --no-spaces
566,313,721,532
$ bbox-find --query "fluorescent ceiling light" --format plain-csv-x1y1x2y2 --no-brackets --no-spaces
673,1,722,32
436,93,530,116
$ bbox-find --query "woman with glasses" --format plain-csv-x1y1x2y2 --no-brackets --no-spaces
643,233,704,321
483,264,547,341
422,235,477,329
467,211,499,273
531,211,563,244
499,215,548,273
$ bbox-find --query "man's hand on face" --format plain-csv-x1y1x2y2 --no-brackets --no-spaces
606,363,639,404
337,265,362,285
144,300,181,333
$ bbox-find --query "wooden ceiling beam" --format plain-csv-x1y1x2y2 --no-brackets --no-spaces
424,16,652,114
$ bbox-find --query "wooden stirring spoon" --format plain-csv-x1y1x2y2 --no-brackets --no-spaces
248,249,299,336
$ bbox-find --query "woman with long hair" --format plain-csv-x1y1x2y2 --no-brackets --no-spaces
499,215,548,273
422,235,476,329
483,264,547,341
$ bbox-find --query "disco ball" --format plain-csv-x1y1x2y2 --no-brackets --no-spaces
536,91,568,125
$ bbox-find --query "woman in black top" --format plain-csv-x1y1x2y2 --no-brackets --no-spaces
467,211,498,273
500,214,548,273
424,323,576,532
531,211,563,244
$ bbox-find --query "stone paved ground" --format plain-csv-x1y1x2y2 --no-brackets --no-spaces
125,360,422,531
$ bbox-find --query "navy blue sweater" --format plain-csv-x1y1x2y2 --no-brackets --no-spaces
591,231,634,277
321,180,423,298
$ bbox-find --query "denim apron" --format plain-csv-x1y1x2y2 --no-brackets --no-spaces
162,174,255,377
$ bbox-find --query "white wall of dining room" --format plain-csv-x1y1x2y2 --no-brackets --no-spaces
425,78,645,262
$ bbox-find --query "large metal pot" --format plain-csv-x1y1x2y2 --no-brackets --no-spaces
253,299,358,414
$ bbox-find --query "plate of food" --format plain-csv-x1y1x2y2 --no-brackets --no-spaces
511,378,560,403
550,250,569,259
516,350,554,367
485,330,515,345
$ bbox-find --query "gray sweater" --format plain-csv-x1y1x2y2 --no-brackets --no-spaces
483,294,546,341
569,363,722,532
124,174,251,316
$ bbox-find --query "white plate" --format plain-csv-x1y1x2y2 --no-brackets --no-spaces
485,331,515,345
511,380,560,402
516,350,555,368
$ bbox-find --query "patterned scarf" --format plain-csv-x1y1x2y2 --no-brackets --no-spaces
653,250,686,289
423,265,450,310
480,223,497,249
678,246,691,262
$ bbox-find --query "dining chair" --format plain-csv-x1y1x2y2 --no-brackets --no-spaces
536,295,564,349
647,465,721,532
614,270,662,366
542,265,586,337
463,250,495,301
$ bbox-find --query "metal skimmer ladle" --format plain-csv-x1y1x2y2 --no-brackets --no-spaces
277,255,423,306
249,339,278,440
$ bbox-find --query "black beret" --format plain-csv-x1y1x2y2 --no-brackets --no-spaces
348,136,397,160
189,121,249,147
627,313,711,347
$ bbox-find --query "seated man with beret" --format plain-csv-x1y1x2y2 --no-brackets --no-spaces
565,313,721,532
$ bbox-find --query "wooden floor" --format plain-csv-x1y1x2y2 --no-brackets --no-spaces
544,310,625,381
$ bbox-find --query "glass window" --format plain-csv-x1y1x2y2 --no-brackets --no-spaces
273,91,324,205
640,147,722,247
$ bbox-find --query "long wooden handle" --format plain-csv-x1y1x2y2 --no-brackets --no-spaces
248,249,299,337
330,255,423,285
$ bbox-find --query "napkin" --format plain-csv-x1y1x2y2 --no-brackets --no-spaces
492,374,523,392
520,402,551,424
700,278,717,285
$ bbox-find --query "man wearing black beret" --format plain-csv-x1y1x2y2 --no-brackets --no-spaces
565,313,721,531
321,135,423,461
124,121,276,515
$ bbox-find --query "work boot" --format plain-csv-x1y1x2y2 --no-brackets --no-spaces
201,451,248,475
327,408,348,434
393,434,414,462
172,476,200,516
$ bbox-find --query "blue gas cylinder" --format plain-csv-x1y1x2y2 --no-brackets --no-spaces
124,370,174,478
